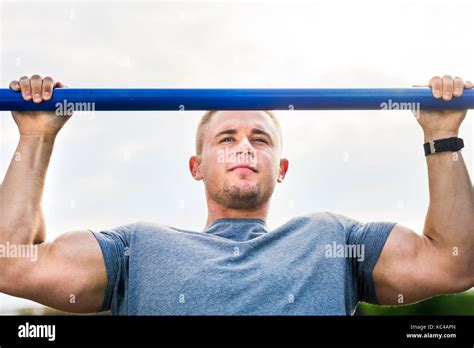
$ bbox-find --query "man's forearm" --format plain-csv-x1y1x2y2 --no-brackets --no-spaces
423,131,474,278
0,134,56,244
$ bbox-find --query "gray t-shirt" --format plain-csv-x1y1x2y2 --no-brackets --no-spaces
90,211,396,315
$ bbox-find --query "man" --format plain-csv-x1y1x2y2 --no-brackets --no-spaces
0,75,472,315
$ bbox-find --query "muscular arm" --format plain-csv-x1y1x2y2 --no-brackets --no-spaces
373,76,474,305
0,76,107,313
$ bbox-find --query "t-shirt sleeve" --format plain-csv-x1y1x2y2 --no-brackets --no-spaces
89,223,134,313
349,219,396,304
328,212,397,305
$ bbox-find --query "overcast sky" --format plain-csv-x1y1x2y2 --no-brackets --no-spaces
1,0,473,313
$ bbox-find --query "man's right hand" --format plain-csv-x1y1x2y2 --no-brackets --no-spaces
9,75,72,137
1,75,107,313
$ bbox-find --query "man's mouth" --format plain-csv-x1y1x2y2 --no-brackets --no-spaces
229,164,258,173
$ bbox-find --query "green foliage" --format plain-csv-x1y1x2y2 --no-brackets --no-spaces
356,290,474,315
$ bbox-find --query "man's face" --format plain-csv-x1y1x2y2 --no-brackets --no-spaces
190,111,288,210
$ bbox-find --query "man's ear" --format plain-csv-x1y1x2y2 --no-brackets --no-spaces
189,155,203,181
277,158,289,183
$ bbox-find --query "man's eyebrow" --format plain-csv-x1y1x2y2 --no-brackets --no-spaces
214,129,237,138
251,128,272,139
213,128,273,142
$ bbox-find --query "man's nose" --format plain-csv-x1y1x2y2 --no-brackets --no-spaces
235,137,255,154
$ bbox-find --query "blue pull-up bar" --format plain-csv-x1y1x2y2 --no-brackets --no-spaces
0,88,473,111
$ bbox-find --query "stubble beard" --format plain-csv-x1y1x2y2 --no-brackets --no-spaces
210,178,268,210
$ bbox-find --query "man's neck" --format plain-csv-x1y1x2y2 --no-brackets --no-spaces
204,205,269,230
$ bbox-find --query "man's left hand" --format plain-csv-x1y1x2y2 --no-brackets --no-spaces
414,75,473,141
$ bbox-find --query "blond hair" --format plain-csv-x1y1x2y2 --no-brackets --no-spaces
195,110,282,155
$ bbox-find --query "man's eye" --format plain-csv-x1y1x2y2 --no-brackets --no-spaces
254,138,268,144
220,137,234,143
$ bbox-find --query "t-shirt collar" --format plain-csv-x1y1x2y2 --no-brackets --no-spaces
203,218,269,241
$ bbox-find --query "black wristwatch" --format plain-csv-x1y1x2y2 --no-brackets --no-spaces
423,137,464,156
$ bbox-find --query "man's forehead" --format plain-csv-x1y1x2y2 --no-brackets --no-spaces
208,111,276,132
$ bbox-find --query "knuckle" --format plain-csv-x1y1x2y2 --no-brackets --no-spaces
30,74,42,80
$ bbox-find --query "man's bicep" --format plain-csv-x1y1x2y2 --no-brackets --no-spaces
12,230,108,313
373,223,454,305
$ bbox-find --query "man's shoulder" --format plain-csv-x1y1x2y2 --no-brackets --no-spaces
278,211,356,237
91,221,177,239
131,221,204,238
290,210,355,226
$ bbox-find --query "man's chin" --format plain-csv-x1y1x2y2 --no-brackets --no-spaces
225,188,262,209
209,180,266,210
229,179,258,191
